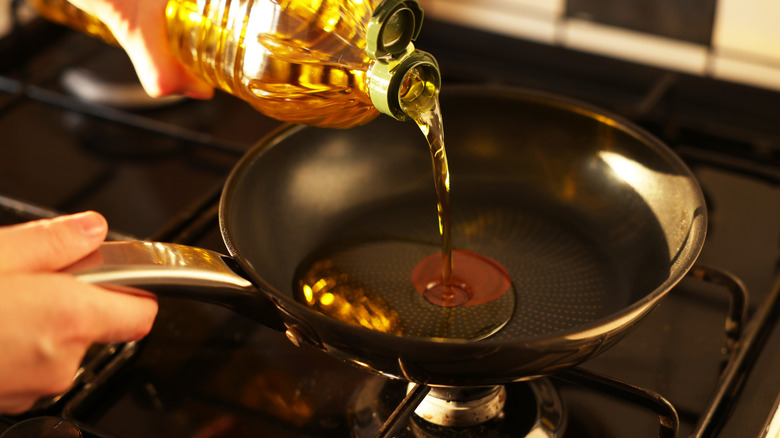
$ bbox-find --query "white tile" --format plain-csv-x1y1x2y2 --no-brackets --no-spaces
713,0,780,63
419,0,565,17
420,0,563,44
562,18,709,75
478,0,565,16
711,52,780,92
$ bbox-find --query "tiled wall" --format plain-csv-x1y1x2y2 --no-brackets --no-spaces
418,0,780,92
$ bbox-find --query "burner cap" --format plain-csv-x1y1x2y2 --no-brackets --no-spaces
410,385,506,427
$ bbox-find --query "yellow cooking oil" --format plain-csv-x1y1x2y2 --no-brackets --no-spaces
165,0,382,127
26,0,440,128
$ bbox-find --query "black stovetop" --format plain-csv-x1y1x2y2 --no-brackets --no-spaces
1,11,779,438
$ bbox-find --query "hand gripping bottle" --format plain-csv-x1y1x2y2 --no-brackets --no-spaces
27,0,441,128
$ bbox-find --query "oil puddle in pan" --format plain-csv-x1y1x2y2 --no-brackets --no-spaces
294,239,516,341
292,193,621,342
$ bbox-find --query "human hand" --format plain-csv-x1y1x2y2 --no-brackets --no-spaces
66,0,215,99
0,211,158,414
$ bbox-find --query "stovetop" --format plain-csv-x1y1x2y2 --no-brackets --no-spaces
1,9,779,438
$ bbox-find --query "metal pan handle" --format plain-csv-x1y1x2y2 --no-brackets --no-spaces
65,241,285,331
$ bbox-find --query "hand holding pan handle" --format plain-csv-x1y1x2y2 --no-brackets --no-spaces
65,241,286,331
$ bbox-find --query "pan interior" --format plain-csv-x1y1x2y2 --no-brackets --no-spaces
224,89,699,342
290,186,647,341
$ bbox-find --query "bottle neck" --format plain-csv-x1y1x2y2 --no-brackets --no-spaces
367,50,441,121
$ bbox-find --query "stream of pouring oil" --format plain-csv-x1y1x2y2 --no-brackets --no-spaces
295,72,514,340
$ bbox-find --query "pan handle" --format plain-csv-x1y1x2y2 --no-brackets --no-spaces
65,241,285,331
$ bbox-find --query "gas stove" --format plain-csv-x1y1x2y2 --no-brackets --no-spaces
1,7,779,438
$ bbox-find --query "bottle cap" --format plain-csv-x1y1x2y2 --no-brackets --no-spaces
366,0,424,60
368,50,440,121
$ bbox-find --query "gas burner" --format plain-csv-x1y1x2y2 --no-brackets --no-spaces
411,385,506,427
349,378,565,437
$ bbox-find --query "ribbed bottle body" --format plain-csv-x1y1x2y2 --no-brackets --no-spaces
166,0,384,127
29,0,385,127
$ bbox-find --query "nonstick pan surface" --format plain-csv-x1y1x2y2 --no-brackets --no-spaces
217,85,706,385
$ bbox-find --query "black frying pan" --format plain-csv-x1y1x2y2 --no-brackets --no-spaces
70,86,706,386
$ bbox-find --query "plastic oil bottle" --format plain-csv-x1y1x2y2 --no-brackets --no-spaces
26,0,441,128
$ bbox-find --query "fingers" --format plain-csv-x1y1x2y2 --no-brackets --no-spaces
0,274,158,409
3,273,158,348
37,274,159,344
0,392,42,415
0,211,108,274
109,0,214,99
66,0,214,99
74,278,159,344
124,23,214,100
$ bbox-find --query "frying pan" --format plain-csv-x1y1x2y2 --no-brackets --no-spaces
69,85,706,386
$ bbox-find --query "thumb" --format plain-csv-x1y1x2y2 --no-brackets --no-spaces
117,0,214,99
66,0,213,100
0,211,108,273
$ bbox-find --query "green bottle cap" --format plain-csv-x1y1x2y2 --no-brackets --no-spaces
368,50,440,121
366,0,424,60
